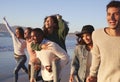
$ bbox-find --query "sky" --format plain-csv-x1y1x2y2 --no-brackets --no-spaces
0,0,112,33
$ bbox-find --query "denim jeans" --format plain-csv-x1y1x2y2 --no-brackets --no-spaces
14,54,28,82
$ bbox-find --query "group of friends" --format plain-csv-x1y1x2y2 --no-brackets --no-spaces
2,1,120,82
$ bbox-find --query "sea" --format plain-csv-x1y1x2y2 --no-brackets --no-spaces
0,34,77,58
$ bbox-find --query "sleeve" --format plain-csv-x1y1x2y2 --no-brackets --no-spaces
3,18,14,36
70,46,79,75
58,19,69,40
50,42,69,68
90,31,101,77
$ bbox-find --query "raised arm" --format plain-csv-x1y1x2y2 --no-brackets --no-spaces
58,18,69,40
3,17,14,35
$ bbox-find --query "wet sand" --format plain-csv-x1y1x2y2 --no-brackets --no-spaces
0,51,71,82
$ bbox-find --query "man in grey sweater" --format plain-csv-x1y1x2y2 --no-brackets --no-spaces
86,1,120,82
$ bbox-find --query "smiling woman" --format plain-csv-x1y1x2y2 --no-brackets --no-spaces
3,17,28,82
69,25,94,82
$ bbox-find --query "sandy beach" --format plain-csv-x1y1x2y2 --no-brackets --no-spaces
0,51,71,82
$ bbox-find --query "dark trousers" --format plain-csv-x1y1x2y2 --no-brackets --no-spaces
28,64,31,80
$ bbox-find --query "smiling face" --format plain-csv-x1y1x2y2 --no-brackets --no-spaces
44,17,54,30
31,31,43,44
24,28,31,39
81,33,92,45
15,29,21,38
31,31,39,43
15,27,24,39
107,7,120,29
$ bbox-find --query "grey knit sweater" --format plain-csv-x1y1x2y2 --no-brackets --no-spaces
90,28,120,82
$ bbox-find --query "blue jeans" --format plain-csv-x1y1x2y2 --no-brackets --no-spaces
14,54,28,82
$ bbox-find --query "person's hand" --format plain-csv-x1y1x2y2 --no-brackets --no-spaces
41,42,51,50
69,74,74,82
45,65,52,72
30,78,36,82
34,64,41,71
86,76,97,82
41,43,48,49
56,14,62,19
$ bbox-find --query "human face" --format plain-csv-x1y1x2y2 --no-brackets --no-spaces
107,7,120,29
82,33,92,45
15,29,21,38
44,17,54,29
24,29,30,39
31,31,42,44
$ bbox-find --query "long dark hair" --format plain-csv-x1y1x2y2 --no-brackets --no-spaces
43,15,59,36
26,27,32,35
76,36,86,45
16,27,24,39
